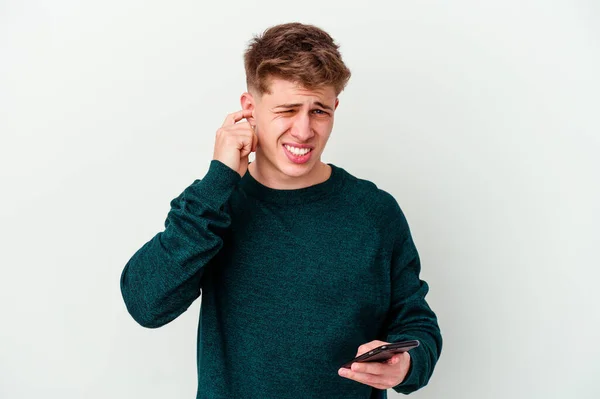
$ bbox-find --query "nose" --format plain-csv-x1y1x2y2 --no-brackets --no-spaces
290,113,314,141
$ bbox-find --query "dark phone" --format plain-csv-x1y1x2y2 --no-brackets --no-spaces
340,340,420,369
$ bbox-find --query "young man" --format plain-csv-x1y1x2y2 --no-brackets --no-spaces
120,22,442,398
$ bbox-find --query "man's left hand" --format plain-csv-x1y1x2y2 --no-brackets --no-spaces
337,340,411,390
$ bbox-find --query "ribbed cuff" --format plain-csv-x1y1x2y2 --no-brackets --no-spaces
387,335,427,394
184,160,241,210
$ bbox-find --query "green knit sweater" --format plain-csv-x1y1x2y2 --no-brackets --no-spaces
120,160,442,398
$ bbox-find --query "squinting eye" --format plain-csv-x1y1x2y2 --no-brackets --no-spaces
313,109,328,115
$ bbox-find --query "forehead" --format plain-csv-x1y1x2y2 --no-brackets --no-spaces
262,77,336,104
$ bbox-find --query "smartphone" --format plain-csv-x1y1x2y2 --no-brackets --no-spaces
340,340,420,369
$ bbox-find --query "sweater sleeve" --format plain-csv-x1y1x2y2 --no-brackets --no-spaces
383,203,443,395
120,160,241,328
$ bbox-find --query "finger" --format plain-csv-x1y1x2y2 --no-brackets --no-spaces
238,133,254,157
221,110,250,127
215,124,253,142
386,353,404,365
226,124,257,151
251,128,258,152
222,109,253,127
222,121,252,132
338,368,387,389
350,361,386,375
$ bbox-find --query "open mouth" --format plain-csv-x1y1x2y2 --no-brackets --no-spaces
283,144,313,164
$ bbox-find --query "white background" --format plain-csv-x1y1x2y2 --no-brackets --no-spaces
1,1,599,398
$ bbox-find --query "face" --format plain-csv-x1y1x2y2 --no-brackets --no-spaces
241,77,339,186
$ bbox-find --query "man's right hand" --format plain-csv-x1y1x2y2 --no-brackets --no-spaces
213,109,259,178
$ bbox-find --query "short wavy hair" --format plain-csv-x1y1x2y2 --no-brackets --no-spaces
243,22,351,97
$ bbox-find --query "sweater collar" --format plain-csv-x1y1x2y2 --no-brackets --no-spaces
238,161,345,205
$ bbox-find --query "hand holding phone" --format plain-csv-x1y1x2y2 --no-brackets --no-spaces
340,340,420,369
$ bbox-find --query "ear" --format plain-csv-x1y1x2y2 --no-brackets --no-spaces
334,98,339,110
240,92,256,126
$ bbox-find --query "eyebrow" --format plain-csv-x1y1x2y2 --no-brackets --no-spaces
273,102,334,111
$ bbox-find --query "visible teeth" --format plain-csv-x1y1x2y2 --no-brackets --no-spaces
284,145,311,156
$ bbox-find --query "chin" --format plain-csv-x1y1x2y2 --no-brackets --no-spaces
279,164,315,178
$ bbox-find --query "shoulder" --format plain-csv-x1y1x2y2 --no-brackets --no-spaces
334,164,408,229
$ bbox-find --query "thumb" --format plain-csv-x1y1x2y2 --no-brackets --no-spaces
251,125,259,152
238,154,249,178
